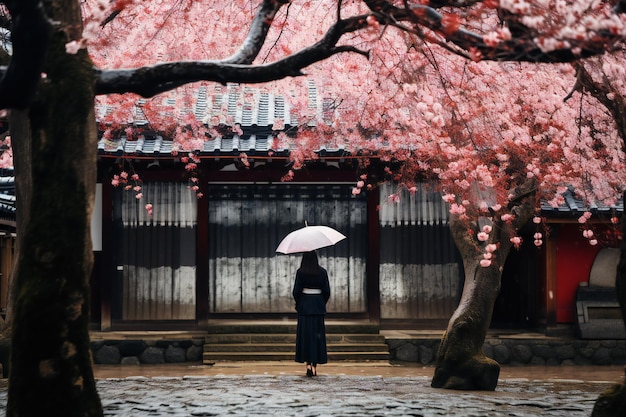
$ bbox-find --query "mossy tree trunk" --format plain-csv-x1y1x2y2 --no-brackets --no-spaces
432,200,534,391
6,1,103,416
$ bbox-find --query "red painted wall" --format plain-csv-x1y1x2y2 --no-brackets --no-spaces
555,225,602,323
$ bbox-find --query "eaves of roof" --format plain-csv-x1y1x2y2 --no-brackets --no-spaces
540,188,623,218
97,135,349,160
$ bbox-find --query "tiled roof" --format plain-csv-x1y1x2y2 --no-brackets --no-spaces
96,83,345,158
540,187,623,216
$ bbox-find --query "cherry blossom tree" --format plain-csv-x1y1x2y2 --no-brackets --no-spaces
562,53,626,417
1,0,626,415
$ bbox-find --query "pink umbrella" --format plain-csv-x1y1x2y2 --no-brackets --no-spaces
276,223,346,254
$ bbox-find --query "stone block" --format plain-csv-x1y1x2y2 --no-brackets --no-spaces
592,347,612,365
139,347,165,364
186,345,203,362
165,345,186,363
555,344,575,360
531,344,554,359
510,344,533,364
394,342,419,362
94,345,121,364
418,345,434,365
493,344,510,364
121,356,141,365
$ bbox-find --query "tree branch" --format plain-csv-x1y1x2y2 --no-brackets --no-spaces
223,0,290,65
367,0,623,62
571,61,626,143
95,14,370,97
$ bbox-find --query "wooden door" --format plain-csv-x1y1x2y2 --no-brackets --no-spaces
207,183,368,314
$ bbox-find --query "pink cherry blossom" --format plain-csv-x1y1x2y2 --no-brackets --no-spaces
442,194,456,203
485,244,497,253
510,236,523,248
480,259,492,267
501,214,514,222
583,229,594,238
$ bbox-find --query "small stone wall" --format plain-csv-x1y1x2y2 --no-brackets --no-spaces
90,338,205,365
387,337,626,366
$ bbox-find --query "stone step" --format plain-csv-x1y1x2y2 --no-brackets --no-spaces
203,321,390,364
207,322,380,335
205,343,389,353
205,333,386,344
203,351,390,362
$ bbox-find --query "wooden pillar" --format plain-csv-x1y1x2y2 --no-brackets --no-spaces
366,187,380,323
99,179,113,331
544,224,559,328
195,170,210,330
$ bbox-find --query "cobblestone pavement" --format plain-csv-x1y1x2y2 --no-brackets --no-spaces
0,363,624,416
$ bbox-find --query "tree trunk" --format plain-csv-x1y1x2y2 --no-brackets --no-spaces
432,201,533,390
591,196,626,417
431,237,505,390
6,1,103,415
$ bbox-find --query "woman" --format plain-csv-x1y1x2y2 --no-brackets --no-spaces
292,250,330,377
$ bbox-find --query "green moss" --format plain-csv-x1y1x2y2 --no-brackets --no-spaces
592,383,626,417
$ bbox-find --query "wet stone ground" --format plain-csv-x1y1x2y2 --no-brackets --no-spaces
0,375,612,416
99,375,612,416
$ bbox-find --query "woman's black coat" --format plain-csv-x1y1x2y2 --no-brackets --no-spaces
292,268,330,315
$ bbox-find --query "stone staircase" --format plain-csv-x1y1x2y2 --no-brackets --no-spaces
203,320,390,363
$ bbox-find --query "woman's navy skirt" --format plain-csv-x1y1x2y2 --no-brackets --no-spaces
295,314,328,364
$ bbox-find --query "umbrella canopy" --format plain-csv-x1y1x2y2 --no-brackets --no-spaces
276,224,346,254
